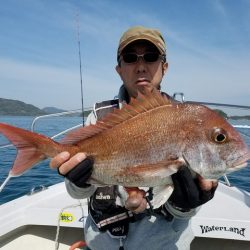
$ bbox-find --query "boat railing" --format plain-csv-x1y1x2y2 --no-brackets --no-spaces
31,109,84,131
0,108,92,148
173,92,250,110
30,109,90,139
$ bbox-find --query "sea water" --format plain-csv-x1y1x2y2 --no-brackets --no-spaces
0,116,249,205
0,116,83,204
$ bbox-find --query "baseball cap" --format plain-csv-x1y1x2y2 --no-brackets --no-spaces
117,26,166,57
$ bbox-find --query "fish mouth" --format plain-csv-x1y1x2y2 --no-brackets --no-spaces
227,151,250,173
183,153,249,179
226,163,248,175
235,150,250,167
228,160,249,172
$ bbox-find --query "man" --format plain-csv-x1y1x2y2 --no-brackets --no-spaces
50,26,217,250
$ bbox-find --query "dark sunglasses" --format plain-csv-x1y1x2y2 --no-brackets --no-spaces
120,52,164,64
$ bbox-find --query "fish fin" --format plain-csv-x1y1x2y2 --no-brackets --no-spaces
60,89,173,145
114,158,185,187
60,124,107,145
136,88,172,108
128,158,185,178
13,149,46,176
0,123,52,176
152,184,174,208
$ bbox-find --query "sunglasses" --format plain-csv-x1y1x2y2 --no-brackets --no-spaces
120,52,164,64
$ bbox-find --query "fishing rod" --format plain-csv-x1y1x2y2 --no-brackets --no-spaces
76,13,85,126
0,16,86,193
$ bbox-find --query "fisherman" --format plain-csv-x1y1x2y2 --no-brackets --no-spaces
50,26,218,250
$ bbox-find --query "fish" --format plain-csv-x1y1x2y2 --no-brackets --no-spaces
0,89,249,208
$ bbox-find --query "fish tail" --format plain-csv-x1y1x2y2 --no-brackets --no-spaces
0,123,59,176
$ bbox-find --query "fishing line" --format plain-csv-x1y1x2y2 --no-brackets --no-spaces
54,201,85,250
0,174,12,192
76,13,85,126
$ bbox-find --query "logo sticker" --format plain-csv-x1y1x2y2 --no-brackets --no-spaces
200,225,246,237
60,212,75,223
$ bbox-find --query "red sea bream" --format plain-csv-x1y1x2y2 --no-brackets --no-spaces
0,90,249,206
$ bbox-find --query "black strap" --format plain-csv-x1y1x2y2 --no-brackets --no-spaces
153,205,174,222
94,99,119,120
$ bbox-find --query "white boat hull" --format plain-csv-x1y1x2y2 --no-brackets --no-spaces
0,182,249,249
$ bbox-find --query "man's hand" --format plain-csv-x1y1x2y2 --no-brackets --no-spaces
169,166,218,210
50,152,93,188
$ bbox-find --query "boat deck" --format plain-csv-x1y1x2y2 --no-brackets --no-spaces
1,224,250,250
0,182,249,249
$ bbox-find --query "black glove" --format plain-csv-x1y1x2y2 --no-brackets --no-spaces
58,157,94,188
168,166,217,210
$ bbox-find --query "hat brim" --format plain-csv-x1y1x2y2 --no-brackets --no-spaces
118,35,165,55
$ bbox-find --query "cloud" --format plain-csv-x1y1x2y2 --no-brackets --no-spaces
0,0,249,112
165,52,250,107
0,57,118,110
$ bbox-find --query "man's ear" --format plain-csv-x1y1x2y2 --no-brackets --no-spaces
116,65,122,76
162,62,168,76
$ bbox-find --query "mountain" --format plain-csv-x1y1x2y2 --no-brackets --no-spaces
42,107,66,114
0,98,65,116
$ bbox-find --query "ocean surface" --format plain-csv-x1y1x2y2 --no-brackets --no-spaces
0,115,250,205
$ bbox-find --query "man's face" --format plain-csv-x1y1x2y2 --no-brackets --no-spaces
116,41,168,98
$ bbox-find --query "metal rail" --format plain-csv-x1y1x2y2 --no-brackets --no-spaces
0,108,91,148
173,92,250,110
186,101,250,110
30,108,90,132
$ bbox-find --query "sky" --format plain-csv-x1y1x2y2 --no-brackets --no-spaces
0,0,249,110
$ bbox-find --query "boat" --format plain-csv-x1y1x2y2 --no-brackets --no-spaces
0,96,250,250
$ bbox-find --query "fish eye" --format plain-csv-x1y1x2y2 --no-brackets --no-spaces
212,128,227,143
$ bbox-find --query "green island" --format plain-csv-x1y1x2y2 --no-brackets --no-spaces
0,98,92,117
0,98,70,116
213,109,250,120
